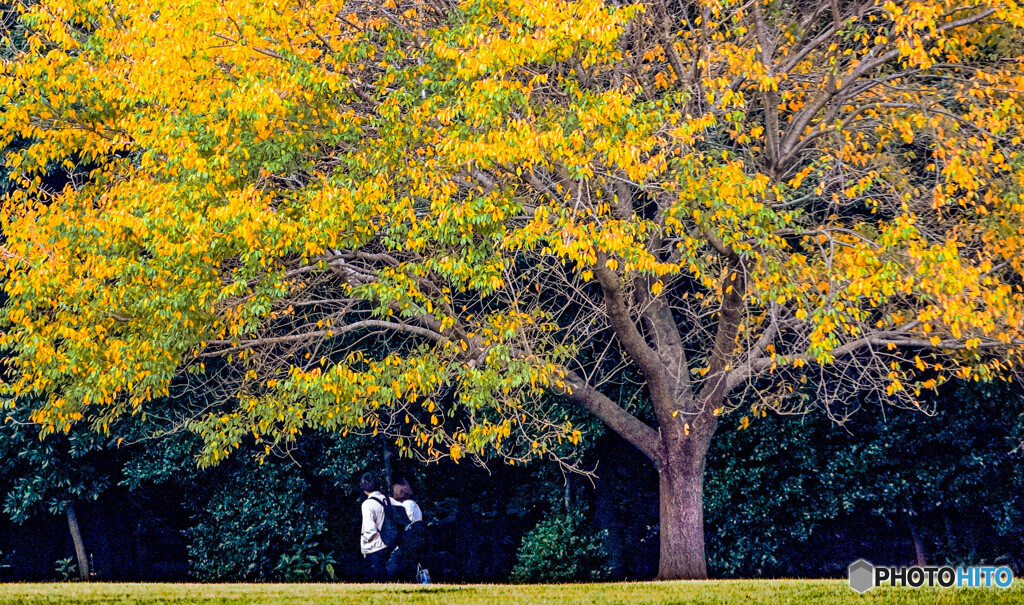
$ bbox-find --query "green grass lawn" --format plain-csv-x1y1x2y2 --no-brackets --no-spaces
0,580,1021,604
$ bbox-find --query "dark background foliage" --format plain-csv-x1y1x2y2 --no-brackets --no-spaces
2,380,1023,582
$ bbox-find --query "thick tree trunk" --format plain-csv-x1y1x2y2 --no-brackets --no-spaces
65,503,90,581
656,418,716,580
657,459,707,579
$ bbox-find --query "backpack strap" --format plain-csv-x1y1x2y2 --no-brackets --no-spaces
371,497,388,528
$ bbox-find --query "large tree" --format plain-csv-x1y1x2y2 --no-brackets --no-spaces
3,0,1024,579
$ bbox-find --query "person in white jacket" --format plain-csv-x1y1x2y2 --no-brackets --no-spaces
391,478,423,524
359,473,390,581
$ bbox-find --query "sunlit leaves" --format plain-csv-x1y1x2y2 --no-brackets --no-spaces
2,0,1024,464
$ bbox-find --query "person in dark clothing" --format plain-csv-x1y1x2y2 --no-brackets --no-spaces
386,478,427,581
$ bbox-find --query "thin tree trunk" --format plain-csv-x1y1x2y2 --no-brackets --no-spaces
65,503,90,581
380,436,394,488
907,512,927,567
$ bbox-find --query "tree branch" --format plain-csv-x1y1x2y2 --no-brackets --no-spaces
696,257,746,410
593,258,674,407
200,319,447,357
557,370,661,463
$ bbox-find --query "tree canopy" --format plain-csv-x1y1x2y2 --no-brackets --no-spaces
2,0,1024,579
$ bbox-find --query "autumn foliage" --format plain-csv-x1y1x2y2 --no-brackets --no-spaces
2,0,1024,579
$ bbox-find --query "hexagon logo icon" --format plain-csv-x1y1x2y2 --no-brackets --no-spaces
848,559,875,594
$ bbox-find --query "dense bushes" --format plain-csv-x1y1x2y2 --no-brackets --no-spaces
3,381,1024,581
184,462,330,581
705,382,1024,576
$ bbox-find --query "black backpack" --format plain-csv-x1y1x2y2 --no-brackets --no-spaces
373,497,409,548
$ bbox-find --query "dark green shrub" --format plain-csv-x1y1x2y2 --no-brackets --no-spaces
511,501,611,582
185,462,328,581
273,541,337,582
